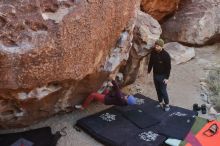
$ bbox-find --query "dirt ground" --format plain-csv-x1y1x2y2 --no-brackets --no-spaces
1,44,220,146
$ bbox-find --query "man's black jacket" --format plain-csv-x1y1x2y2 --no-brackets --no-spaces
148,49,171,79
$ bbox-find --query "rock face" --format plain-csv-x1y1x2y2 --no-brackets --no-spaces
162,0,220,45
0,0,139,128
141,0,180,21
122,10,161,85
104,23,135,73
164,42,195,64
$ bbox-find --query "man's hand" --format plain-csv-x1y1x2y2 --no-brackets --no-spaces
163,79,169,84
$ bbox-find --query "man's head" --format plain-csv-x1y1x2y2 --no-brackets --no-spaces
126,95,137,105
154,39,164,52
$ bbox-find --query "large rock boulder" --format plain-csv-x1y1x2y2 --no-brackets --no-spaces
164,42,195,64
141,0,180,21
122,10,162,85
0,0,139,128
162,0,220,45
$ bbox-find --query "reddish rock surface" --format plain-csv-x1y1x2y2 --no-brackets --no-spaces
141,0,180,21
162,0,220,45
122,10,161,85
0,0,138,128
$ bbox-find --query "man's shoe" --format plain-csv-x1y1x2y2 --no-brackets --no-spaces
164,105,170,112
156,103,163,108
74,105,84,110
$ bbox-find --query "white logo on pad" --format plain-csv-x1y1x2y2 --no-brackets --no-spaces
135,98,145,105
99,113,116,122
139,131,158,142
169,112,187,117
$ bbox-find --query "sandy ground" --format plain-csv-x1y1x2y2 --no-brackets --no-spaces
1,45,220,146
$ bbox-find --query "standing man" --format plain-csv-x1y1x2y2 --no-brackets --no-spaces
148,39,171,111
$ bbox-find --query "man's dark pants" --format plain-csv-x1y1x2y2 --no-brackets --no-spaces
153,74,169,105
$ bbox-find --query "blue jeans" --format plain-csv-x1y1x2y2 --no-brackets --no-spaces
153,75,169,105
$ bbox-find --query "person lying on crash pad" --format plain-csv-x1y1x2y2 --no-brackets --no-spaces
74,75,137,110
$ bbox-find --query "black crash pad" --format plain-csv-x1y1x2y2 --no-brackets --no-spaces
122,109,160,129
122,129,166,146
0,127,61,146
77,108,140,146
76,94,196,146
157,113,196,139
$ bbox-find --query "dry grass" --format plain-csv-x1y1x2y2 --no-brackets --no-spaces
206,67,220,108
